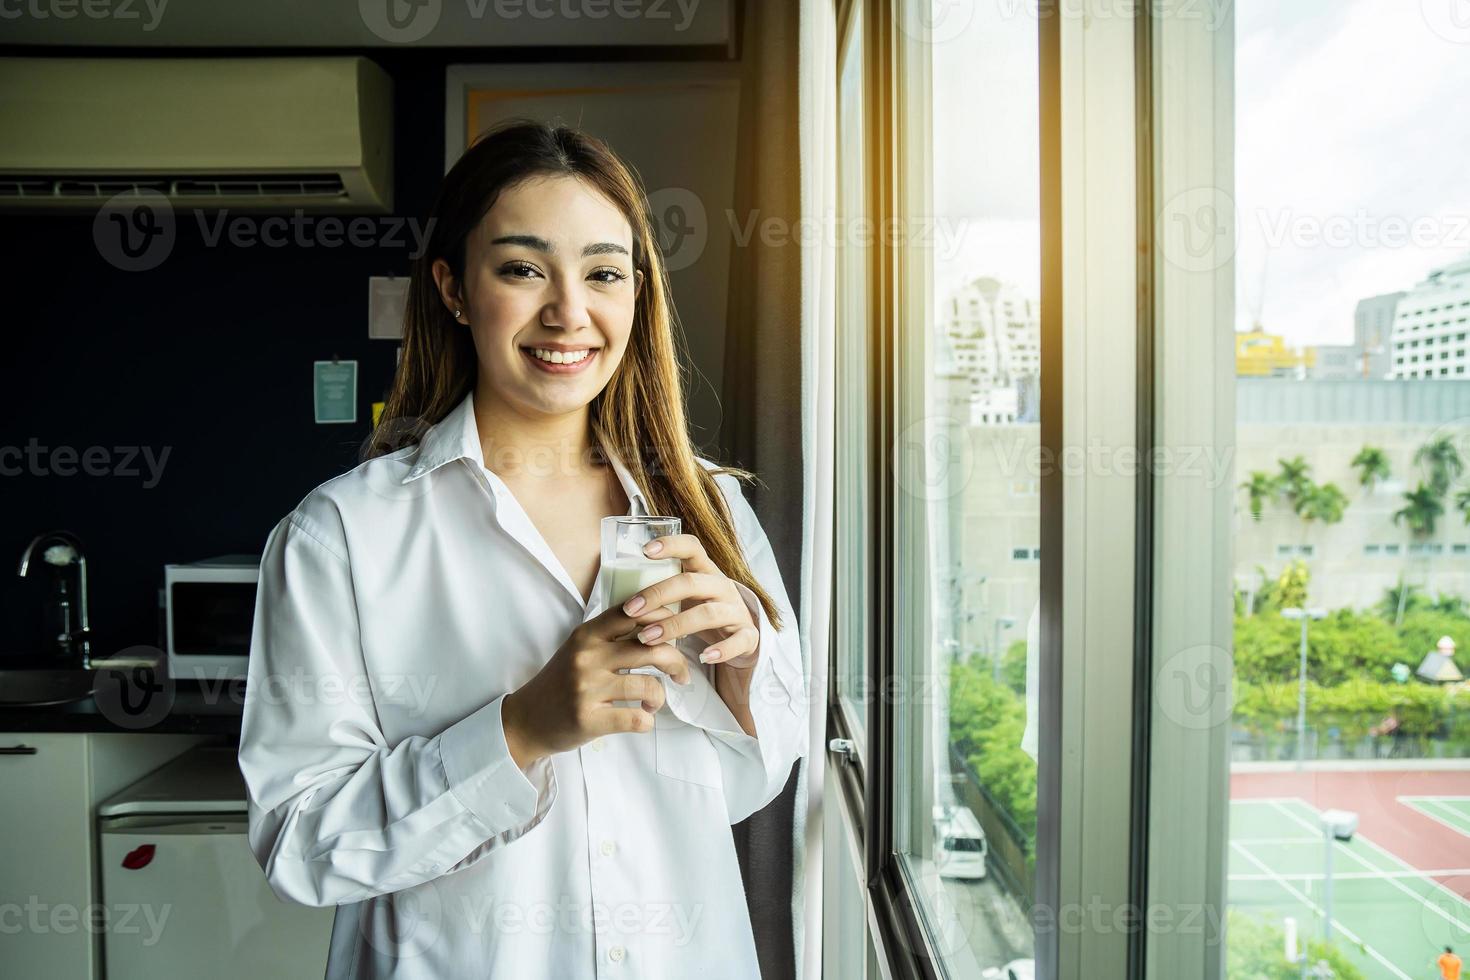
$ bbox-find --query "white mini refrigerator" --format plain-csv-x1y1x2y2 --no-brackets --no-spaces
98,745,335,980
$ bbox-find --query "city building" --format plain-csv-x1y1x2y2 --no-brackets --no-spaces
940,276,1040,426
1354,291,1405,379
1236,329,1316,378
1389,254,1470,380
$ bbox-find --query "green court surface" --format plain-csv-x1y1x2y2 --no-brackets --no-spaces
1399,797,1470,839
1229,798,1470,979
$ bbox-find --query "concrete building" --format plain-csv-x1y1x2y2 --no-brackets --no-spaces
1237,329,1315,378
939,379,1470,657
940,276,1040,426
1355,291,1404,379
1234,378,1470,611
1389,254,1470,380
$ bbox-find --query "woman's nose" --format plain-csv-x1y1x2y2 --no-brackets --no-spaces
540,276,594,331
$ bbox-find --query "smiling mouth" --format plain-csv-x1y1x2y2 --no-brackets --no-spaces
521,346,600,373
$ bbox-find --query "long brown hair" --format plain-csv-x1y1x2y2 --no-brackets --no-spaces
365,118,783,631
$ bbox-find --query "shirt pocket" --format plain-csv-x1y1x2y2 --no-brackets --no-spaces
652,709,723,789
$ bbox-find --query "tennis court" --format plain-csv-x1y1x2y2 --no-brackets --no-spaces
1229,788,1470,979
1399,797,1470,839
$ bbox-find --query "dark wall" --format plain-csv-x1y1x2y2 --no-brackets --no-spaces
2,54,492,659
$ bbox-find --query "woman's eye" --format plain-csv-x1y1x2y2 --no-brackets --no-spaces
501,262,540,279
591,268,629,284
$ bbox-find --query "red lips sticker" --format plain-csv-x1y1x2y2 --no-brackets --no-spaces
121,844,155,869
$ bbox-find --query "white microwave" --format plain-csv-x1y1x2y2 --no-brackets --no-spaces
164,555,260,681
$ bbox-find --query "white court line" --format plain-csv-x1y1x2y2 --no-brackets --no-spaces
1228,839,1410,980
1229,869,1470,882
1398,796,1470,839
1272,799,1470,934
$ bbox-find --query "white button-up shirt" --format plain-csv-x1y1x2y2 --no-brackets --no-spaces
238,388,808,979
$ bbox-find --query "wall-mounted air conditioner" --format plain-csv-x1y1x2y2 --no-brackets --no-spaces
0,57,393,212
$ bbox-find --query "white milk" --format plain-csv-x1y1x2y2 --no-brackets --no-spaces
602,556,682,613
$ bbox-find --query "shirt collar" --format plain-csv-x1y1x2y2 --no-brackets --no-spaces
399,387,649,511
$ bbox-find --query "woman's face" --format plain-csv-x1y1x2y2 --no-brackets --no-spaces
437,174,643,421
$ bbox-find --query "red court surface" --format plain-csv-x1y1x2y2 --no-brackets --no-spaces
1232,769,1470,899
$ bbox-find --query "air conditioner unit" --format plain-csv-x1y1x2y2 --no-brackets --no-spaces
0,57,393,212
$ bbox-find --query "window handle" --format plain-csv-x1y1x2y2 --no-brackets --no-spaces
827,737,858,765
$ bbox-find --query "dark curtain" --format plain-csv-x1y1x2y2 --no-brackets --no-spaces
720,1,806,978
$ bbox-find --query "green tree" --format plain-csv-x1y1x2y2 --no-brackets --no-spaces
1240,470,1278,522
1350,445,1391,492
1393,482,1446,626
1276,456,1312,510
1415,435,1464,495
1226,909,1366,979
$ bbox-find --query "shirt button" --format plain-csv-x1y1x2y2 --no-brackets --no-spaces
600,839,616,856
609,945,625,963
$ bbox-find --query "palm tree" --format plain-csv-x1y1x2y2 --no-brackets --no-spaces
1379,578,1424,621
1394,482,1445,536
1276,457,1312,511
1351,446,1391,492
1457,486,1470,525
1298,482,1348,525
1391,482,1446,626
1415,436,1464,496
1240,471,1277,522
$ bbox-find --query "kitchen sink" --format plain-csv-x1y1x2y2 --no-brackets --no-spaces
0,668,97,706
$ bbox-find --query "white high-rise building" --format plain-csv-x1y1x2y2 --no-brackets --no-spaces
941,276,1040,424
1389,255,1470,380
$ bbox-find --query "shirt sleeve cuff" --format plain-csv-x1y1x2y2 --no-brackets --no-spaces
438,692,557,838
714,581,808,760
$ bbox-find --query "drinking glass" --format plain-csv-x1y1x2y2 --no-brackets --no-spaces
600,516,682,614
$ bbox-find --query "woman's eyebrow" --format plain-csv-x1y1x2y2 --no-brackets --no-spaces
490,234,629,258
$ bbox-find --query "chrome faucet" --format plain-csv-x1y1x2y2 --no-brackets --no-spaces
17,530,92,669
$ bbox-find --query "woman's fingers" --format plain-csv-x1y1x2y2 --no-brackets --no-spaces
609,641,692,686
600,670,666,714
632,599,747,648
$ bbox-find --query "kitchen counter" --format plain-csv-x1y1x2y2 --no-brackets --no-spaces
0,676,244,735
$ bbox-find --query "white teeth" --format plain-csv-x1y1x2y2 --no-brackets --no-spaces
529,348,592,364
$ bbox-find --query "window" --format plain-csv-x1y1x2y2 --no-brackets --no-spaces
883,1,1048,976
1162,4,1470,978
834,0,871,753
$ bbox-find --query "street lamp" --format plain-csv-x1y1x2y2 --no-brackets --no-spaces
1281,607,1327,769
1319,809,1358,943
992,616,1017,683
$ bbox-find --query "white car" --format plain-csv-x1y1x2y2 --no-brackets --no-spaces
933,804,989,880
982,959,1035,980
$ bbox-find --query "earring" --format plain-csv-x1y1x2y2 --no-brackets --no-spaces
453,309,463,320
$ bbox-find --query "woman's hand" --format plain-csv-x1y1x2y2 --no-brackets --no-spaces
620,534,761,670
501,604,693,769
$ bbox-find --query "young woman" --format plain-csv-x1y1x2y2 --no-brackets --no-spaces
237,119,808,979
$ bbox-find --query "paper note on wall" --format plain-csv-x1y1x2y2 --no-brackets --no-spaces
368,276,409,339
314,360,358,424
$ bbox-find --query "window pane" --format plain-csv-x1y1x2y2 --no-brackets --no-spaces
1227,4,1470,976
894,1,1042,975
836,4,871,751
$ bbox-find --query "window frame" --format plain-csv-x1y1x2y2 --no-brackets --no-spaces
826,2,1214,979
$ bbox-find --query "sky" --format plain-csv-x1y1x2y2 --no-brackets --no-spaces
1235,0,1470,343
926,0,1470,346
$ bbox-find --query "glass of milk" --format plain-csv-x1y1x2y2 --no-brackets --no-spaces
601,516,683,615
